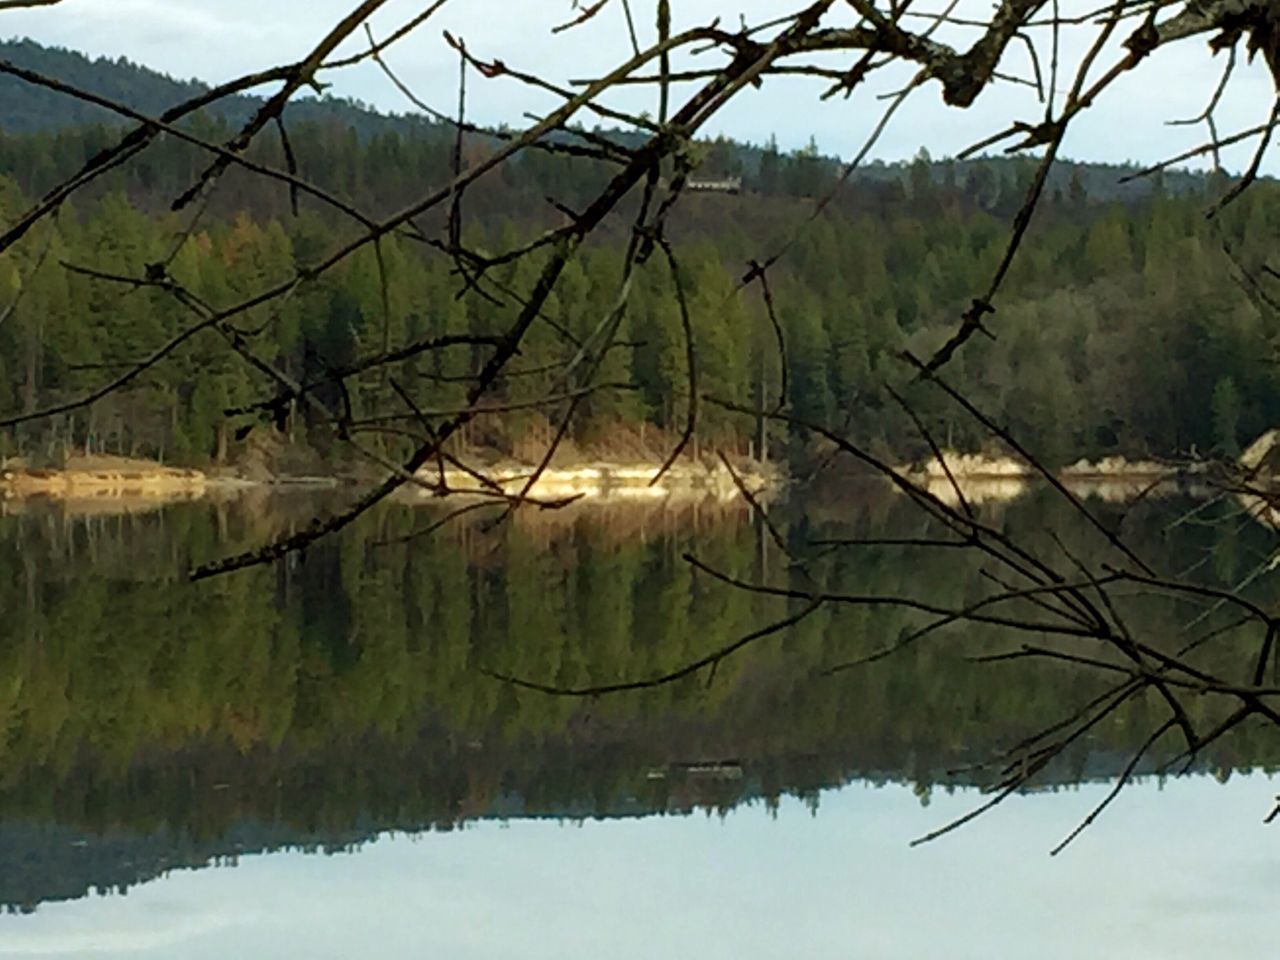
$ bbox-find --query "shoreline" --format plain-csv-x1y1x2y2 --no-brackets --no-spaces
902,452,1185,484
3,449,1229,512
0,455,784,505
892,452,1206,506
410,459,782,502
0,463,210,498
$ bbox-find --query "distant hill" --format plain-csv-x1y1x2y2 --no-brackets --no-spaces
0,36,1212,205
0,36,440,138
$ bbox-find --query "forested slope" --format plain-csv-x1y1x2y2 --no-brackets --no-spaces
1,39,1276,470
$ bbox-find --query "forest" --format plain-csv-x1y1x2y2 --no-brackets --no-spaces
2,41,1278,472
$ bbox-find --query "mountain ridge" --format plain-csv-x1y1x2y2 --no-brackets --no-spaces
0,36,1222,204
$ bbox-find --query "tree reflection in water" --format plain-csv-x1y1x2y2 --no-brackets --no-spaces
0,485,1276,910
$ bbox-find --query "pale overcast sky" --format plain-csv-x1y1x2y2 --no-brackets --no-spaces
2,0,1276,173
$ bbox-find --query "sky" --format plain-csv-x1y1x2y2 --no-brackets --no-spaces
0,776,1277,959
1,0,1276,174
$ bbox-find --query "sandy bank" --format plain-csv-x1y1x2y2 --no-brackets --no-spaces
896,452,1190,506
0,454,783,507
1,456,209,500
412,459,782,502
907,452,1177,482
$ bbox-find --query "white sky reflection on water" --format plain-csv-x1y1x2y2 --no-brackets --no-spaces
1,773,1276,960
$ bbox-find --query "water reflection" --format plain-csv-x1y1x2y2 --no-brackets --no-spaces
2,775,1275,960
0,486,1276,921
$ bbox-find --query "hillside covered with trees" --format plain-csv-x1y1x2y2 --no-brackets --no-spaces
1,39,1277,471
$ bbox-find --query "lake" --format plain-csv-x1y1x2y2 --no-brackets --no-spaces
0,485,1276,957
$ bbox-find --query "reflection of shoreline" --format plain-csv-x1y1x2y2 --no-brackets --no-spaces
0,493,205,519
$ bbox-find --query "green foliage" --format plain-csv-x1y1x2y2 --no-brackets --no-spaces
1212,376,1242,457
0,51,1276,468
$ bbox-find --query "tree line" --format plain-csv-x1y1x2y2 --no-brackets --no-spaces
0,65,1277,469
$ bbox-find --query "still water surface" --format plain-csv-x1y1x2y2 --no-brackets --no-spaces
0,487,1275,957
3,777,1275,960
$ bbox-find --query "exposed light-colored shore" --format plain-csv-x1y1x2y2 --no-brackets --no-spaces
907,452,1177,482
899,452,1191,506
0,456,784,507
410,460,782,503
1,462,208,498
915,475,1205,508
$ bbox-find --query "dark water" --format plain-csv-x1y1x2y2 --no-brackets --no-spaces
0,487,1276,957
